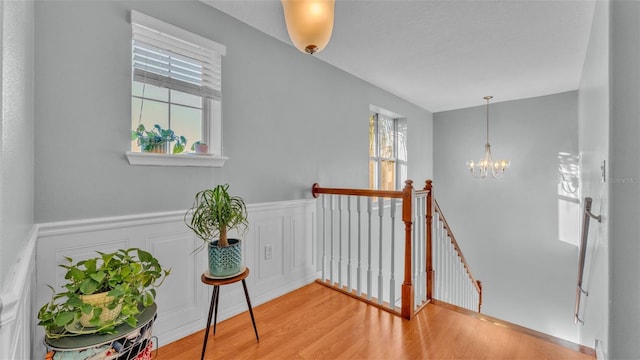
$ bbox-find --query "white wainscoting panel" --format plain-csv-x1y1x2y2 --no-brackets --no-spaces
34,199,317,358
0,226,37,360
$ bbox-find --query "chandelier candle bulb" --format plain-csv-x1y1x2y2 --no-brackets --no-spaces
467,96,510,178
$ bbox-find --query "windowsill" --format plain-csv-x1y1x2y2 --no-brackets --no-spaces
126,152,228,167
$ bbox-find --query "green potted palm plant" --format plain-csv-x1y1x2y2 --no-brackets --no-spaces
184,184,249,277
37,248,170,339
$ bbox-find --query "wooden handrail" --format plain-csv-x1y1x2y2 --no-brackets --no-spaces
433,198,481,294
312,181,415,319
312,183,404,199
312,179,481,317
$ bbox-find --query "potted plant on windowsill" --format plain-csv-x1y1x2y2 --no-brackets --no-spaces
131,124,187,154
184,184,248,278
37,248,170,339
191,141,209,154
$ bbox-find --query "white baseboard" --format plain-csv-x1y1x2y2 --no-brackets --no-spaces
595,338,606,360
0,226,37,360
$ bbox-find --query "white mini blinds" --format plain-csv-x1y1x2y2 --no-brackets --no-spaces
131,11,226,100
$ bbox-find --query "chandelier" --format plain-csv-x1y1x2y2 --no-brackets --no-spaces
281,0,335,55
466,96,510,178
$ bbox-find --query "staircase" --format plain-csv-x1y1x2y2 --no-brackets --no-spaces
312,179,481,319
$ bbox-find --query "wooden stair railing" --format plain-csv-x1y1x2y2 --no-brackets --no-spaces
432,194,482,312
312,179,482,319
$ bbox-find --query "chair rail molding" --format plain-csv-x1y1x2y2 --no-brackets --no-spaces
34,199,318,359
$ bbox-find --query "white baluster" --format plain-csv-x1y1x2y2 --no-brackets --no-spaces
367,197,373,301
471,286,478,311
449,239,455,304
418,197,425,304
420,197,425,304
468,275,472,310
452,252,457,306
451,253,456,306
458,261,464,308
471,286,475,311
441,218,446,300
458,260,464,308
436,214,442,300
439,231,445,302
338,196,343,288
465,276,470,310
347,196,352,293
389,198,396,309
469,279,473,311
378,197,384,305
433,213,438,300
442,237,448,303
321,195,327,281
357,197,362,297
330,195,334,284
411,201,420,308
414,197,420,307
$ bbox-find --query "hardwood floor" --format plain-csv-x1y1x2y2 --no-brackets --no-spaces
157,283,595,360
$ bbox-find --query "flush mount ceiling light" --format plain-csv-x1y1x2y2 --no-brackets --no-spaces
466,96,510,178
281,0,335,55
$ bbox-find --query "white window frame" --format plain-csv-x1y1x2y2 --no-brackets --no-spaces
126,11,226,167
369,106,407,191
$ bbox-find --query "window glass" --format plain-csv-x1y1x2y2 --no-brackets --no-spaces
170,104,202,151
132,82,168,102
381,160,396,191
369,159,377,189
378,115,394,159
369,110,408,190
369,113,376,157
397,121,408,162
131,97,169,132
399,163,408,188
171,89,202,108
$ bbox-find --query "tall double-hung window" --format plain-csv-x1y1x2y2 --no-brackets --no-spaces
128,11,226,167
369,110,407,190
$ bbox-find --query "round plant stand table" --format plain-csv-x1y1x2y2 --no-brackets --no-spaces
200,267,259,360
43,303,157,360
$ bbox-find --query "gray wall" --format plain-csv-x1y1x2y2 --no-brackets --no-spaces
434,92,581,342
33,1,432,223
577,0,609,355
0,0,35,289
610,0,640,358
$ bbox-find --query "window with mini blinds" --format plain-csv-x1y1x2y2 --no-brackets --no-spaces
127,11,226,167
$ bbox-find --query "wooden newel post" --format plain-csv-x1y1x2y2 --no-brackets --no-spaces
477,280,483,313
425,180,434,302
401,179,414,319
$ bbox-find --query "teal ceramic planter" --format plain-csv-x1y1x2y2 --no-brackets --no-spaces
208,239,242,277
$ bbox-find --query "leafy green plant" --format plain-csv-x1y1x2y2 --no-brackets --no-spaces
37,248,170,338
191,140,208,153
184,184,249,248
131,124,187,153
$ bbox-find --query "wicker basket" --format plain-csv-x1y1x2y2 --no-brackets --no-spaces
143,143,170,154
79,292,123,327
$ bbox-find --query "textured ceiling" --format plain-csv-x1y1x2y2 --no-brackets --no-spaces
202,0,596,112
